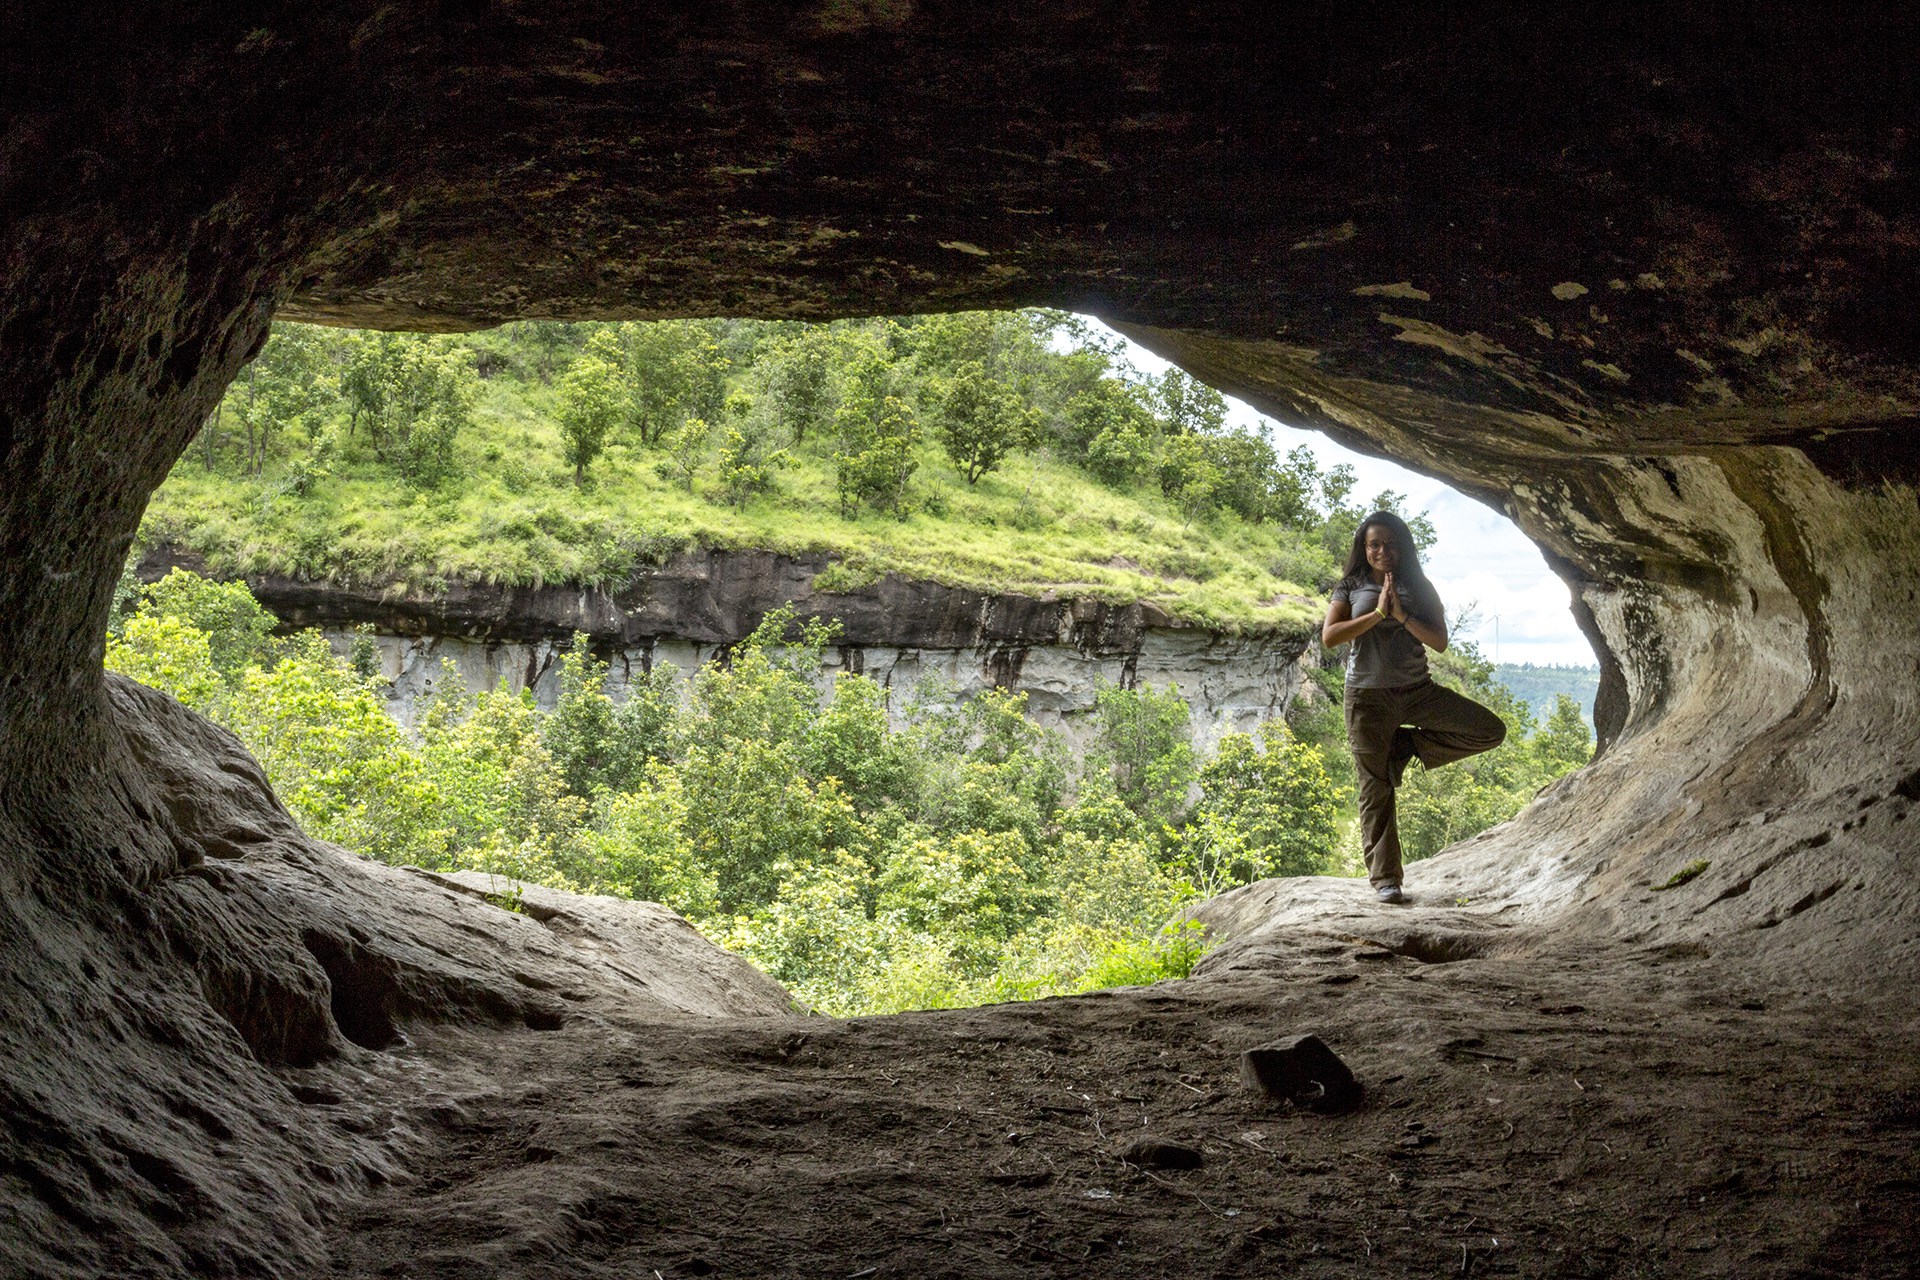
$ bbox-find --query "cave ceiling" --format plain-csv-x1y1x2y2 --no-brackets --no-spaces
15,4,1916,450
3,3,1916,759
3,9,1919,1277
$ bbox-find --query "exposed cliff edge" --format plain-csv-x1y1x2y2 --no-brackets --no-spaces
143,545,1323,749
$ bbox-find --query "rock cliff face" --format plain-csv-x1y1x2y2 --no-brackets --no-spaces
162,547,1317,749
4,6,1918,1276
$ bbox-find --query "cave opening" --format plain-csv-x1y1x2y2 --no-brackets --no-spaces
125,306,1601,1019
4,5,1917,1274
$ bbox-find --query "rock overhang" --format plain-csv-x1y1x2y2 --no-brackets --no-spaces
3,8,1920,1276
1,0,1913,915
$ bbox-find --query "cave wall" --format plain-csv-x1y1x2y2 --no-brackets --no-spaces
1142,327,1920,991
8,1,1913,888
3,6,1919,1273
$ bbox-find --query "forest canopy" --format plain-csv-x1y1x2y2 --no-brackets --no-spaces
148,311,1436,633
106,569,1591,1015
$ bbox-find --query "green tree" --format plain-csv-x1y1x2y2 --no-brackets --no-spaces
1395,768,1524,863
897,687,1066,852
1315,477,1439,559
139,568,279,681
1155,433,1224,527
1047,823,1188,937
1531,693,1594,775
930,360,1039,484
1204,427,1296,525
833,349,920,517
582,768,715,913
419,682,588,866
668,608,862,911
556,353,622,484
104,614,225,714
721,850,895,1013
1067,378,1157,484
590,320,731,446
680,745,867,914
1091,679,1196,830
805,672,917,818
518,320,585,382
603,663,682,789
1266,445,1326,530
540,641,679,800
1392,636,1537,861
1151,368,1228,437
908,310,1049,391
1369,491,1439,552
544,639,620,798
713,392,789,508
339,331,396,442
758,326,837,447
341,333,475,485
217,324,339,475
876,828,1052,974
226,632,451,866
1183,722,1341,893
660,415,711,492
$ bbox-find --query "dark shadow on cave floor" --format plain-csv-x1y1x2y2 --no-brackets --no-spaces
324,938,1917,1279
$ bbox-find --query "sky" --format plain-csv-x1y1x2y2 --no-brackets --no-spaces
1080,319,1599,668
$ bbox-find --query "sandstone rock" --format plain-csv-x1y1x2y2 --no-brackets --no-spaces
1240,1036,1362,1114
3,6,1918,1275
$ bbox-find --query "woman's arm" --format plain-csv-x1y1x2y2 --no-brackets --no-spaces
1388,578,1449,652
1402,610,1448,652
1322,597,1386,647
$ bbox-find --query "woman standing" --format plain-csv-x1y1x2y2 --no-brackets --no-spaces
1321,512,1505,903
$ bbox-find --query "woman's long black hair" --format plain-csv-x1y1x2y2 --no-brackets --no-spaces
1340,511,1431,592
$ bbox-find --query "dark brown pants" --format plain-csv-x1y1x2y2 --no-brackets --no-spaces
1344,678,1507,889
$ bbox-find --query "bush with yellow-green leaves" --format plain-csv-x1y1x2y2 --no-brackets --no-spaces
105,569,1588,1014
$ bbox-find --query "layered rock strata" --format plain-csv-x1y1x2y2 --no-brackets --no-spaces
149,547,1318,749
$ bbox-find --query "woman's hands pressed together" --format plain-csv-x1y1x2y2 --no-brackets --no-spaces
1380,572,1407,623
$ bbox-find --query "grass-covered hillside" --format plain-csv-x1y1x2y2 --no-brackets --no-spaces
142,311,1430,633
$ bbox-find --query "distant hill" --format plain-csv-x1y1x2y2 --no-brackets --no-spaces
138,313,1409,637
1495,663,1601,724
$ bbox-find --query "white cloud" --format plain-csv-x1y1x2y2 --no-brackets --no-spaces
1079,318,1599,668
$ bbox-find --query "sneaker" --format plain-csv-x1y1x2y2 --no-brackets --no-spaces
1377,884,1406,904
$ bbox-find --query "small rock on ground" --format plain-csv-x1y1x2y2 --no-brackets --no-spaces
1240,1034,1362,1114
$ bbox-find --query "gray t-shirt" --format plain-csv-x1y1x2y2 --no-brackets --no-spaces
1331,575,1443,689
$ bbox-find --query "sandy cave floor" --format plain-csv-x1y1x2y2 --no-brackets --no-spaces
319,918,1920,1279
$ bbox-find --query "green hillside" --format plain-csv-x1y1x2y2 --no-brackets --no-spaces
111,311,1604,1016
141,311,1430,634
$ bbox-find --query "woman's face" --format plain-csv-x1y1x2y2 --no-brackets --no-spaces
1364,525,1399,575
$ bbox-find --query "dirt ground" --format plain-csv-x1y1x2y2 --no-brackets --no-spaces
323,928,1920,1279
13,689,1910,1278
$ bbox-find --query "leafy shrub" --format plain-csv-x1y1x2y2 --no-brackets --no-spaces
105,570,1592,1021
1183,722,1342,893
106,614,224,713
140,567,278,679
